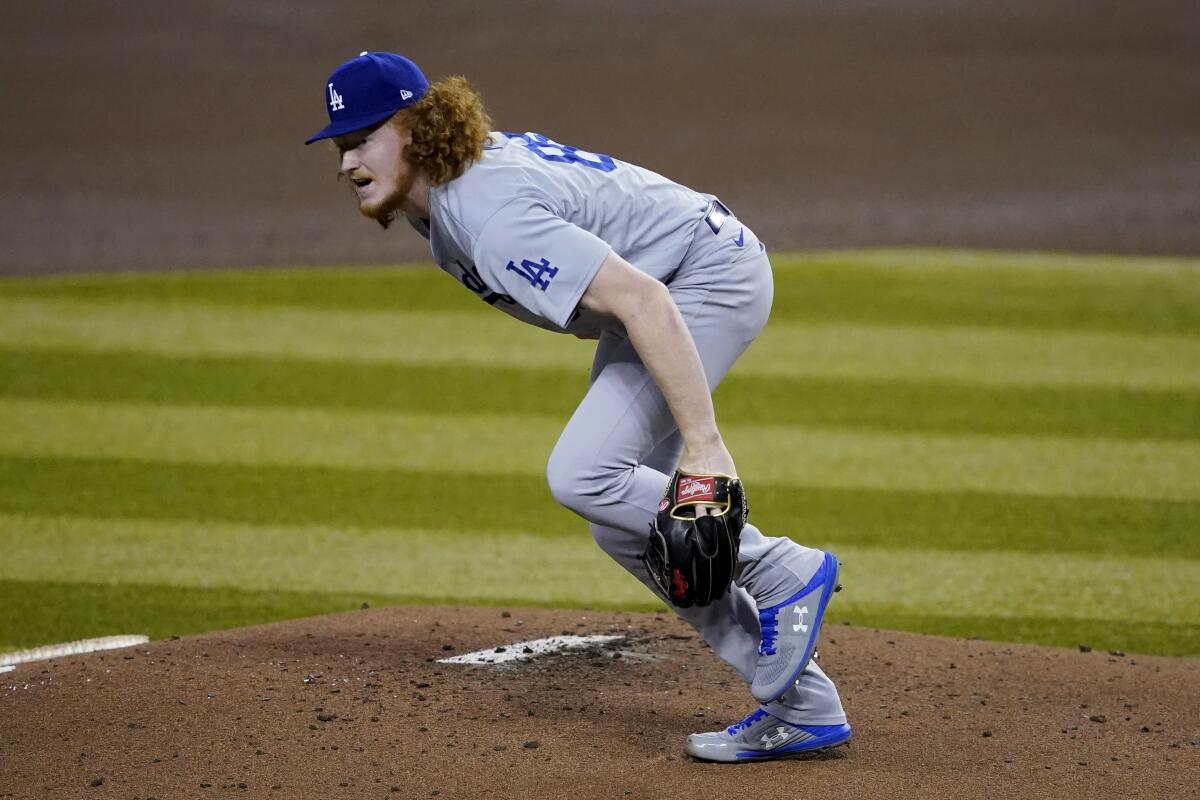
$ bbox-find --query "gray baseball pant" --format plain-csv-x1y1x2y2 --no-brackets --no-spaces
546,219,847,726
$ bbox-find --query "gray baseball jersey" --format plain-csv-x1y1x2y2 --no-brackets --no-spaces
408,131,714,334
406,130,846,727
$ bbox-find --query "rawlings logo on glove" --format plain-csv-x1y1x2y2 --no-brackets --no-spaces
677,476,717,503
640,470,749,608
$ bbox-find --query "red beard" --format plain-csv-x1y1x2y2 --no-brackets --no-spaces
350,159,417,230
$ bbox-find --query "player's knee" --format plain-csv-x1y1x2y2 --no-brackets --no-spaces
545,447,610,516
545,472,575,513
545,450,586,513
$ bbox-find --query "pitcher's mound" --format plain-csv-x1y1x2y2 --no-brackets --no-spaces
1,606,1196,799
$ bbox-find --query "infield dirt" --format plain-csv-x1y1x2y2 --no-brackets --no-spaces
2,606,1197,799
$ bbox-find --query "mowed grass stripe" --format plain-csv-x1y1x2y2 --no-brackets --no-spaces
2,579,1194,657
4,399,1199,501
742,321,1200,391
0,264,481,313
2,250,1198,334
726,374,1200,439
0,579,413,653
3,456,1195,558
0,349,588,419
771,250,1200,334
2,516,1196,629
0,456,579,541
0,515,645,610
0,296,593,372
3,296,1199,391
3,349,1198,440
825,610,1200,659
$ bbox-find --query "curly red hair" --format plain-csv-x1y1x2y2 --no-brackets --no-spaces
391,76,494,186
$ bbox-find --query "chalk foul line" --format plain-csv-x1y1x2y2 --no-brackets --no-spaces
0,635,150,668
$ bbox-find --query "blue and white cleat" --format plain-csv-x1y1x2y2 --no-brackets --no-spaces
685,708,851,762
750,550,841,703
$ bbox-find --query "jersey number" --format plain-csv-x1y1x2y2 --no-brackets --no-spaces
509,132,617,172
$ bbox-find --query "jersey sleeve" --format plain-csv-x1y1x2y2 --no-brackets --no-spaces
471,197,612,329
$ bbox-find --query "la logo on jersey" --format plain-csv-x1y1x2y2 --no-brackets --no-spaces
328,82,345,112
505,258,559,291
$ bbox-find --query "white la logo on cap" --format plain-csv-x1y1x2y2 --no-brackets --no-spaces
328,82,345,112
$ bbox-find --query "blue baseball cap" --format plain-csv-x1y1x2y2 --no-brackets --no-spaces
305,51,429,145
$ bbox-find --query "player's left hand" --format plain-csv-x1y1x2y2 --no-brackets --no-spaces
640,469,749,607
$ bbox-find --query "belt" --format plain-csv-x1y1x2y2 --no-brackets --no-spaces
703,199,733,234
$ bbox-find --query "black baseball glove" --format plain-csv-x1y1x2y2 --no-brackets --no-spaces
640,470,749,608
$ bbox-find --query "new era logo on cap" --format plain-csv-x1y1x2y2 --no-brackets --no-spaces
305,51,430,145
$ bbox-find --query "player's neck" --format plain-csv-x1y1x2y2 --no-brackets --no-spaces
399,173,431,219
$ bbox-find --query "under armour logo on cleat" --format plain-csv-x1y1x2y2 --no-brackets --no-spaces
793,605,809,633
760,726,792,750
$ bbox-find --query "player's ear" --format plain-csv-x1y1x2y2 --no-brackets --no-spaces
391,117,413,148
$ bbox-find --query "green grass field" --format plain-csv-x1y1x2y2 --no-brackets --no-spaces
1,249,1197,656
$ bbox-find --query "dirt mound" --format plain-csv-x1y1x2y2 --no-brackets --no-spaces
1,606,1196,799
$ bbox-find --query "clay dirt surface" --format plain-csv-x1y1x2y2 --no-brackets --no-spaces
1,606,1196,799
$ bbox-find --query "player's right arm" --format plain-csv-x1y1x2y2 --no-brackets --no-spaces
468,200,734,474
579,250,736,477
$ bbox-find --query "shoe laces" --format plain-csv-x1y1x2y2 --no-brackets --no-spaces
758,606,778,656
726,708,768,736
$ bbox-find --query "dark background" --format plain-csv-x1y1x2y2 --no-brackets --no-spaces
2,0,1197,275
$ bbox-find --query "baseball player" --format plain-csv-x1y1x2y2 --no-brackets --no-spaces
307,52,850,761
